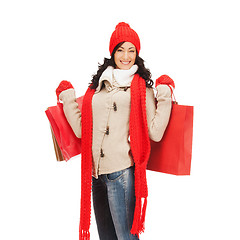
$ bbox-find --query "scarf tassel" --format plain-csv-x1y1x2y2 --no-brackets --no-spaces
130,197,148,236
79,230,90,240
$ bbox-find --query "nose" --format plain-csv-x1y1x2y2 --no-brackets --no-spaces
123,51,129,60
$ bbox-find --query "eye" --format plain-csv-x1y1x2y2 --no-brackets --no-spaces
117,49,123,52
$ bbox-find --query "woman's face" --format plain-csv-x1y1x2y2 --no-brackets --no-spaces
114,42,137,70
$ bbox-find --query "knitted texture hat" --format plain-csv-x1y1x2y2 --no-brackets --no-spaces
109,22,141,55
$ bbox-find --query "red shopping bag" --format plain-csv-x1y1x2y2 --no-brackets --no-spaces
46,94,194,175
147,102,194,175
45,97,83,161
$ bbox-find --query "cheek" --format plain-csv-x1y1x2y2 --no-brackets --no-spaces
130,53,137,61
131,56,136,63
114,53,120,63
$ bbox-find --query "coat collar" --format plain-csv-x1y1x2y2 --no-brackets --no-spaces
95,66,115,93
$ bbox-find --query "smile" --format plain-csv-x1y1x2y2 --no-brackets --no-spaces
120,61,131,65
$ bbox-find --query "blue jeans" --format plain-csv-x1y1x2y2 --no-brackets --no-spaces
92,166,139,240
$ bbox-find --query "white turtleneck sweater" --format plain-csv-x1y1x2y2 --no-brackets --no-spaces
96,65,138,92
60,65,172,178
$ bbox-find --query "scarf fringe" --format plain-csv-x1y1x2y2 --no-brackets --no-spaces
79,230,90,240
131,197,148,236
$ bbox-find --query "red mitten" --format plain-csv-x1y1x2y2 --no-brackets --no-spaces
155,75,175,89
56,80,74,100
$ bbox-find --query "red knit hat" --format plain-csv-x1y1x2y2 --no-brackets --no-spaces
109,22,141,55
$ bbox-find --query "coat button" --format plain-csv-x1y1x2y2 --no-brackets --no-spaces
100,148,104,158
113,102,117,111
105,126,109,135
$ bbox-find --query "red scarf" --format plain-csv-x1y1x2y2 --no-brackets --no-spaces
79,74,151,239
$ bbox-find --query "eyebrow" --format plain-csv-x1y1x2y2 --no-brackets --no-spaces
119,46,135,50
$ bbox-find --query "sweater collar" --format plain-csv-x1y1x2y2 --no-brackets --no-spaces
96,65,138,93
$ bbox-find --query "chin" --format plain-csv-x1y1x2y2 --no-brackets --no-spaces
121,66,131,70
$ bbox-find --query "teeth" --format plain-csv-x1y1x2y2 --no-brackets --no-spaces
121,61,130,65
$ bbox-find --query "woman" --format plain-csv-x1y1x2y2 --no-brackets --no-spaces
56,22,174,240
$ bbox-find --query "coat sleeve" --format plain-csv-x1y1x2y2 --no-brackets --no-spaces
59,89,82,138
146,85,172,142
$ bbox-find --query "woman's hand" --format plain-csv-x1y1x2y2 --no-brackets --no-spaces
56,80,74,100
155,75,175,89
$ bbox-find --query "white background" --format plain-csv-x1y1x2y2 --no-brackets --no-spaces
1,0,240,239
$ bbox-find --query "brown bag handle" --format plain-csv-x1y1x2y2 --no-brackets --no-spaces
50,126,64,161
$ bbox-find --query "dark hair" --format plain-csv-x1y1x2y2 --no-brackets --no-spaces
89,42,154,89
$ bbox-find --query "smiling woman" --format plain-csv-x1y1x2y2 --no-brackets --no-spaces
55,22,174,240
89,40,153,89
114,42,137,70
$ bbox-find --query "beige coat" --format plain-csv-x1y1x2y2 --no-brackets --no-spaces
59,73,172,178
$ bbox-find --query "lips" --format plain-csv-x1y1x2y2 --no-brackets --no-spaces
120,61,131,65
